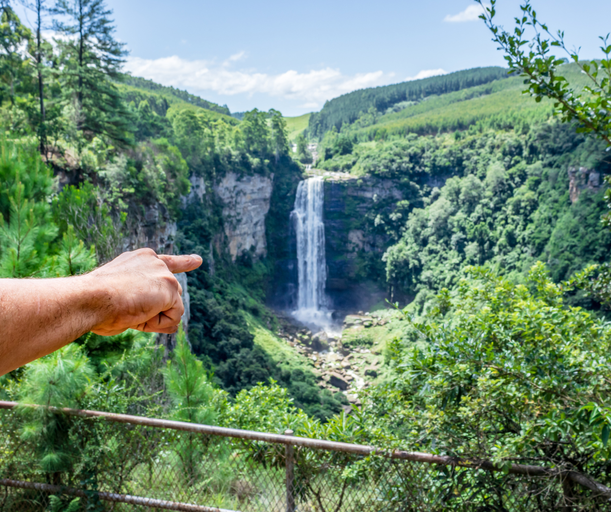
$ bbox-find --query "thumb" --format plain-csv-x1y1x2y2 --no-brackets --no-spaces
158,254,203,274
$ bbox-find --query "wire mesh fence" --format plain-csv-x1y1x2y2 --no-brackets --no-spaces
1,401,611,511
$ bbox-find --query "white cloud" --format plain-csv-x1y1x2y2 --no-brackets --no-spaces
443,4,487,23
405,68,447,81
124,55,393,109
225,51,246,64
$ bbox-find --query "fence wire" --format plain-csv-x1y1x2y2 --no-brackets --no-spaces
1,405,610,512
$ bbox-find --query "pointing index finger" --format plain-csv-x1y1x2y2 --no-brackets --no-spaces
158,254,203,274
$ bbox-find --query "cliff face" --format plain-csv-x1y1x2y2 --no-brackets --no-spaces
214,172,274,262
569,166,603,203
323,175,404,311
123,203,176,255
120,167,405,317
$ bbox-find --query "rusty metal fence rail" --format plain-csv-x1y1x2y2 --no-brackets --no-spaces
1,401,611,511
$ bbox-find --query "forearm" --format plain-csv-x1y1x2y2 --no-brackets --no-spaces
0,275,106,375
0,250,200,376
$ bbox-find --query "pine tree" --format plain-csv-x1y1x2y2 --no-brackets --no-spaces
163,329,216,426
22,0,52,153
0,141,57,277
52,0,133,146
0,140,96,277
163,329,217,483
46,225,96,277
0,184,57,277
19,344,94,483
0,5,33,105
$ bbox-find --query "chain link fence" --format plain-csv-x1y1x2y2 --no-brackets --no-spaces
1,401,610,511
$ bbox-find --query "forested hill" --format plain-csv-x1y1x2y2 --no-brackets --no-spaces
308,66,509,138
315,61,610,315
119,75,232,117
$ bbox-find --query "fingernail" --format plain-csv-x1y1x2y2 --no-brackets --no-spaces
191,254,203,261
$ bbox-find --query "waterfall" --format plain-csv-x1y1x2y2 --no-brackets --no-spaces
291,177,334,331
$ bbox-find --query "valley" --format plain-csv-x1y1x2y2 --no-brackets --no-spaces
1,0,611,507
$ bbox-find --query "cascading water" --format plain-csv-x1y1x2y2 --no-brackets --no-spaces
291,177,336,332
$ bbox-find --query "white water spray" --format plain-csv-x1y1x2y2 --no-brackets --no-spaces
291,177,336,333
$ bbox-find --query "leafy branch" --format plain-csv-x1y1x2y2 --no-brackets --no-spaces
476,0,611,146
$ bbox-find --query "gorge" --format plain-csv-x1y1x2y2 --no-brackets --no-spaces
2,47,610,427
3,2,611,505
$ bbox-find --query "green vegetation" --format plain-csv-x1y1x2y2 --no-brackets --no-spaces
478,0,611,146
315,61,610,317
478,0,611,307
362,265,611,504
1,0,611,505
381,124,610,312
308,67,509,138
0,0,343,422
284,112,311,141
120,75,231,117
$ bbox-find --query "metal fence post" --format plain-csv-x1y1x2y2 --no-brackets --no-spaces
285,429,295,512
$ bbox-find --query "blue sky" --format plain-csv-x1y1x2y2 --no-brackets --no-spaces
42,1,611,116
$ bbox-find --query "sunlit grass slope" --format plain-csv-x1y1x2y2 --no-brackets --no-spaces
284,113,311,141
342,63,592,141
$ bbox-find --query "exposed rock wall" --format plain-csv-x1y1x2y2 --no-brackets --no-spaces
123,203,176,255
323,176,403,311
569,166,602,203
214,172,274,262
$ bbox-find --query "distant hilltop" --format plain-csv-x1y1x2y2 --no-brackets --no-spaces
308,66,509,138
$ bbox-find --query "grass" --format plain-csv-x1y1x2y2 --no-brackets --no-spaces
284,113,311,141
244,312,313,371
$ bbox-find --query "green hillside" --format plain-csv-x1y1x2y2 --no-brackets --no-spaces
120,75,231,115
117,79,238,125
316,61,610,315
308,66,509,138
314,63,593,155
284,113,311,141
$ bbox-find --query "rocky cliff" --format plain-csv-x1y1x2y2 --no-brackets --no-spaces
214,172,274,262
569,166,603,203
123,203,176,255
323,174,404,311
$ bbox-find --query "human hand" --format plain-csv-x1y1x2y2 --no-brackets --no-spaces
87,249,202,336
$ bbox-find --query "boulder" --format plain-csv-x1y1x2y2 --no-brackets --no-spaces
337,344,351,356
343,316,363,327
326,352,342,363
364,367,378,378
329,372,349,391
311,331,330,352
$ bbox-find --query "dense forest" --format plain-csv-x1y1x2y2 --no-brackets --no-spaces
1,0,611,508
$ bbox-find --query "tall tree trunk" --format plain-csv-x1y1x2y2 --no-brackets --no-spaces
36,0,46,155
77,0,84,131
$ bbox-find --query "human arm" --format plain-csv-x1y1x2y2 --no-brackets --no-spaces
0,248,202,376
